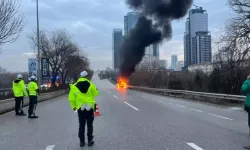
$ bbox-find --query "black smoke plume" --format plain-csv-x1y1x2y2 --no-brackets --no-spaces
119,0,193,78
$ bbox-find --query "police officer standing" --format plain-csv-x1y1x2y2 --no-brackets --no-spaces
68,71,99,147
27,75,39,119
12,74,28,116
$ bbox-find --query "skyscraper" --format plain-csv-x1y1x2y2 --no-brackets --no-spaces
184,7,211,67
152,43,159,58
112,29,123,72
124,12,138,35
124,12,160,59
171,55,178,70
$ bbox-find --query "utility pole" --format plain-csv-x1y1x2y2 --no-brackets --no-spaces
36,0,41,87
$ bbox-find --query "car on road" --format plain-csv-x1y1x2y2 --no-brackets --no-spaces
116,80,127,89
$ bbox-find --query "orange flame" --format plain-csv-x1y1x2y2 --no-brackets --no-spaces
116,77,128,90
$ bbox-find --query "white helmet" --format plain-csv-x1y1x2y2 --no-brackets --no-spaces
80,71,88,77
17,74,23,79
30,75,37,80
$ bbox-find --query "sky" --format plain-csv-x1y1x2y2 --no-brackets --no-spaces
0,0,231,72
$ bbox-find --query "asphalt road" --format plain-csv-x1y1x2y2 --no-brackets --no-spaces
0,75,250,150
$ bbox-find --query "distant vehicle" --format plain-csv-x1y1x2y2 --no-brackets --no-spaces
41,84,48,90
116,79,127,89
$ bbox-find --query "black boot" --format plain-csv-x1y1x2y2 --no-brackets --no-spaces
80,142,85,147
19,112,27,116
244,145,250,149
28,115,38,119
88,140,94,147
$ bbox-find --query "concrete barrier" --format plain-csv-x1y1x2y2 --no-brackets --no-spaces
0,90,67,115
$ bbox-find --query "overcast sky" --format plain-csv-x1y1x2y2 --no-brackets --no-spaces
0,0,230,72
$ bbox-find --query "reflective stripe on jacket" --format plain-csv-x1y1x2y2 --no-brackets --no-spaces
68,77,99,110
27,81,38,96
12,79,27,97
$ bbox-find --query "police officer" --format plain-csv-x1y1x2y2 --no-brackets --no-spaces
12,74,28,116
27,75,39,119
68,71,99,147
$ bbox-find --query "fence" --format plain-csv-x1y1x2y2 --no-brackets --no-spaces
0,89,68,115
128,86,245,105
109,79,245,105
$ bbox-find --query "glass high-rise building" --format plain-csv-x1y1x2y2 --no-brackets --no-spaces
112,29,123,72
124,12,138,35
171,55,178,70
184,7,211,67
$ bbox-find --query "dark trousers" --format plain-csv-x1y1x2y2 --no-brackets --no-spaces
245,106,250,127
77,109,94,143
28,96,37,116
15,97,24,115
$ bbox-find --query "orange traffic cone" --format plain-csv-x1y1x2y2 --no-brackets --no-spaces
94,104,101,116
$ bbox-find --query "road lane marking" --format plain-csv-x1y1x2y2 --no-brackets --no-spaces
186,143,204,150
113,95,118,99
124,102,139,111
45,145,55,150
231,107,243,110
107,91,111,94
176,104,186,108
208,113,233,121
158,100,173,105
189,108,204,113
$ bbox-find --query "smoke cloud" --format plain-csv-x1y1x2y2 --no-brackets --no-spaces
119,0,193,78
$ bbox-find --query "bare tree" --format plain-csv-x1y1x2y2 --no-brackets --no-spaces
0,0,25,51
29,29,91,86
66,54,90,82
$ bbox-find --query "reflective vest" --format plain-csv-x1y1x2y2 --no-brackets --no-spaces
68,78,99,110
12,79,27,97
27,81,38,96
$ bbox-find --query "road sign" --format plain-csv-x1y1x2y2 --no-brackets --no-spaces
167,71,171,76
41,58,50,80
28,58,38,77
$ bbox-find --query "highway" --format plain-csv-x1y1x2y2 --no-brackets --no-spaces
0,76,250,150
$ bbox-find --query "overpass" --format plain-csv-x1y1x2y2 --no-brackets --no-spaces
0,75,249,150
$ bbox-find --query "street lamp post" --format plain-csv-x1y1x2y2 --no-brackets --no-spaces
36,0,41,87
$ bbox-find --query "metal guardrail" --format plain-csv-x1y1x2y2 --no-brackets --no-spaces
109,79,245,103
128,86,246,102
0,88,12,100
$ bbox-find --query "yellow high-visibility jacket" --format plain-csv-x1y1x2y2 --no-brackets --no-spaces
12,79,28,97
68,77,99,110
27,81,38,96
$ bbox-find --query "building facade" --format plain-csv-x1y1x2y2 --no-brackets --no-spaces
159,60,168,69
124,12,138,35
188,62,213,74
192,31,212,64
112,29,123,72
184,7,211,67
176,61,184,71
0,67,7,73
171,55,178,70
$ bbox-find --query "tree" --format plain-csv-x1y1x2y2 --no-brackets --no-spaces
28,29,90,86
209,0,250,94
0,0,25,52
65,53,90,83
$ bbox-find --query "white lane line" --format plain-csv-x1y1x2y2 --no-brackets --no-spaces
113,95,118,99
208,113,233,121
176,104,186,108
124,102,139,111
45,145,55,150
231,107,243,110
189,108,204,113
186,143,204,150
107,91,111,94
